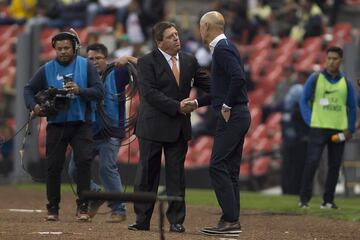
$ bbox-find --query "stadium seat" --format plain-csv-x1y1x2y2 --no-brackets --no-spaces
195,147,212,165
248,88,267,107
277,37,297,53
251,124,267,140
91,14,115,28
252,137,273,153
117,137,139,164
240,161,250,177
193,136,213,152
265,112,281,133
251,34,273,52
242,137,252,157
252,156,270,177
248,107,261,133
332,22,353,44
301,36,322,53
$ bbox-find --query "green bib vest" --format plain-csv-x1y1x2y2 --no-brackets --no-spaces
310,73,348,130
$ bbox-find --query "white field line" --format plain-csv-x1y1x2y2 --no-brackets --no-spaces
8,209,44,213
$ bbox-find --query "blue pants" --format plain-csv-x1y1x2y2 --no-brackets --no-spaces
210,105,251,222
68,137,126,215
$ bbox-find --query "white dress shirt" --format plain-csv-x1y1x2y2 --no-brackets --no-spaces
209,33,226,55
158,48,179,70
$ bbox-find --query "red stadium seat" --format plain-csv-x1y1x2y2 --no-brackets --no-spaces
302,36,322,53
193,136,213,151
252,156,270,177
248,88,266,107
251,124,267,140
242,137,252,157
331,22,353,45
265,112,281,132
248,107,261,133
252,137,272,152
251,34,273,52
195,147,212,165
240,161,250,177
91,14,115,28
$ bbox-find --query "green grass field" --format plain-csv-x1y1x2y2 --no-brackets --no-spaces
15,183,360,222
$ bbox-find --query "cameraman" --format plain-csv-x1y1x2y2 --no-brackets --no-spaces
23,31,104,222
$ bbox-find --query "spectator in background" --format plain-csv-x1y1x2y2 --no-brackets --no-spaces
25,0,59,29
123,0,145,56
270,0,297,37
87,0,131,25
113,34,135,58
138,0,165,38
230,0,249,44
281,71,309,195
290,0,324,42
261,65,297,122
46,0,89,28
0,0,37,25
298,46,356,209
248,0,272,41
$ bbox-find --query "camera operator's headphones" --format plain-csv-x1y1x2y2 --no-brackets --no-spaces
51,30,81,52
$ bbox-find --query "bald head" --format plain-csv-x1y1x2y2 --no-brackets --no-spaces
200,11,225,31
199,11,225,45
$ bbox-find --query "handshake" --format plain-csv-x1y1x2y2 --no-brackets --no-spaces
179,98,198,114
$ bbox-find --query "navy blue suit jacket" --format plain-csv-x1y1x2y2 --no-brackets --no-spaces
209,38,248,109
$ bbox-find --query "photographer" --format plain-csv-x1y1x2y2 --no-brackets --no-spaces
23,31,104,222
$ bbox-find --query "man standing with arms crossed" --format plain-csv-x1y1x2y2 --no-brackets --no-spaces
196,11,251,236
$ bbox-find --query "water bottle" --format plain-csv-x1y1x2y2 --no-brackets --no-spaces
331,132,346,143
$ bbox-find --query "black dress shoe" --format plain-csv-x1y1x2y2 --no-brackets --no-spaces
128,222,150,231
169,224,185,233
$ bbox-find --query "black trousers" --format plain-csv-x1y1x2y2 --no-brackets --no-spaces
300,128,345,203
209,104,251,222
134,135,187,225
281,139,307,195
46,123,93,211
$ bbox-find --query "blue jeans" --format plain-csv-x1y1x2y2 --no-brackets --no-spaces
68,137,126,215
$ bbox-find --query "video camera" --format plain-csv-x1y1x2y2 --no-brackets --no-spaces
34,87,71,116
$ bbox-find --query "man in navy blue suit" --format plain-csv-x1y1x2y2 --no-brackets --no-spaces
195,11,251,236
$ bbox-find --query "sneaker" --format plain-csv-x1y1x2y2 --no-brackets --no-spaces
45,204,59,221
299,202,309,209
320,202,338,209
45,213,59,221
201,220,242,235
106,213,126,223
76,210,91,222
88,199,106,218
